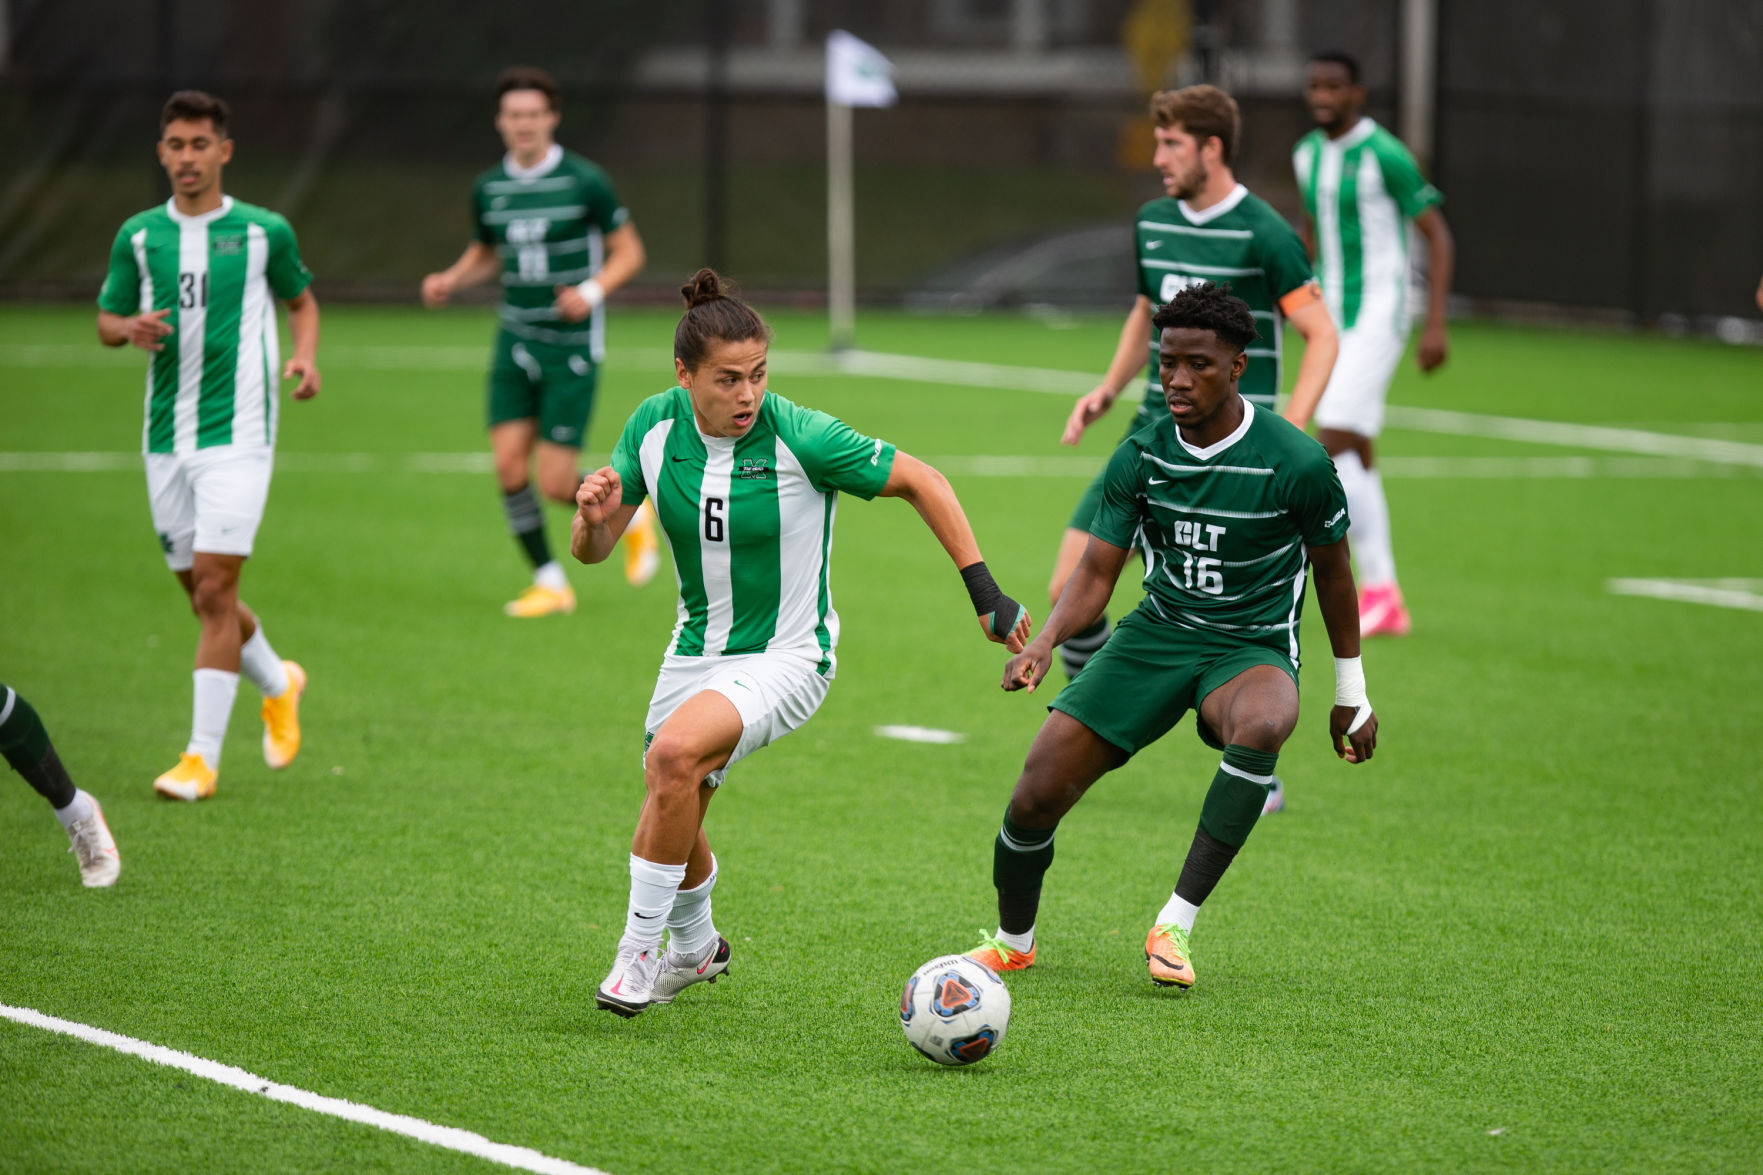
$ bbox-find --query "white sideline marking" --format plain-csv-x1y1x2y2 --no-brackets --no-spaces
1606,578,1763,612
4,451,1759,481
8,342,1763,468
874,724,967,744
0,1003,609,1175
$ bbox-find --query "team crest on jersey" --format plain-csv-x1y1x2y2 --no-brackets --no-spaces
211,233,245,255
737,458,772,480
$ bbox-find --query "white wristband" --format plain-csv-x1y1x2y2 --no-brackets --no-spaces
575,278,605,310
1334,656,1373,735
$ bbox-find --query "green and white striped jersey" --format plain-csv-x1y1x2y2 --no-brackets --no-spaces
1092,401,1348,663
1292,118,1443,333
1131,185,1316,420
97,197,312,455
472,144,628,353
611,387,897,674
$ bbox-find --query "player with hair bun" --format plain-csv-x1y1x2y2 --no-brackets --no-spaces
574,268,1033,1018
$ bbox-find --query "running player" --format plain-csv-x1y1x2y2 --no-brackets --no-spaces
96,90,315,802
968,283,1377,990
1051,84,1337,684
1294,50,1455,637
2,683,120,887
421,66,659,617
573,269,1032,1018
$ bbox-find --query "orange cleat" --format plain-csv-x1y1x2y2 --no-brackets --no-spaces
967,931,1035,973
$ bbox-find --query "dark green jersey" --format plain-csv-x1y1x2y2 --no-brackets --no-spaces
471,145,628,350
1091,400,1349,661
1131,186,1316,417
611,387,897,672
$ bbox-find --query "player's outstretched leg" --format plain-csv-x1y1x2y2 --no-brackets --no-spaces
2,684,120,887
236,609,305,769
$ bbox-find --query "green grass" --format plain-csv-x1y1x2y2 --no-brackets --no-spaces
2,305,1761,1173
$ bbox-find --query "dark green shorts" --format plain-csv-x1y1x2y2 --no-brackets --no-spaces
486,328,600,447
1066,399,1162,531
1049,607,1298,756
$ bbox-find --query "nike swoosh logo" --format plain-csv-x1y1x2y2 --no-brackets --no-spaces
731,680,751,691
1146,241,1163,249
671,456,690,463
633,911,658,919
1148,477,1168,485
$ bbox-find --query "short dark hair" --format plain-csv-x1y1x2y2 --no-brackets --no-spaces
496,66,560,113
1148,85,1240,165
1151,282,1260,352
1309,50,1361,84
674,268,773,370
160,90,229,137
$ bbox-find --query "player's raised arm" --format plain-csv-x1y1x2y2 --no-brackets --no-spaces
1307,536,1377,762
1063,296,1155,446
1002,533,1129,694
570,467,638,565
878,452,1031,652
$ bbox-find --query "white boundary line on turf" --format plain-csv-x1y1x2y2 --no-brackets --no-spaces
8,342,1763,468
1607,578,1763,612
0,1003,610,1175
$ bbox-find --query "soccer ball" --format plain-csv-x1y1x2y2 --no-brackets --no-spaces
898,954,1011,1066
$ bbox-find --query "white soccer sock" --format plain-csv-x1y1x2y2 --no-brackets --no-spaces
53,788,95,830
533,561,569,592
239,625,291,698
187,668,239,766
1155,892,1201,935
993,926,1034,954
623,853,687,951
1335,449,1397,589
665,855,720,961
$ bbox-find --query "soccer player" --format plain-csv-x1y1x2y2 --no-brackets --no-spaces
2,684,120,887
421,65,659,617
572,269,1033,1018
968,283,1377,991
1051,84,1337,687
1294,50,1455,637
96,90,316,802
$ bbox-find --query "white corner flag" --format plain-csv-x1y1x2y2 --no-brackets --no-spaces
826,32,896,352
827,30,897,108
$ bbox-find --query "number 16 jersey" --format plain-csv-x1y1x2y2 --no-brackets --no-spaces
612,387,897,674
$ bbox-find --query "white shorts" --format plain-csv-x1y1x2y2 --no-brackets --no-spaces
144,446,274,571
1312,323,1408,438
644,650,833,787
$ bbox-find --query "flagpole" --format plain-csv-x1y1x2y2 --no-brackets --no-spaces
826,93,855,353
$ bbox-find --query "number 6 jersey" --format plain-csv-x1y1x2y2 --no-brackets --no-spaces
611,387,897,674
1091,402,1349,664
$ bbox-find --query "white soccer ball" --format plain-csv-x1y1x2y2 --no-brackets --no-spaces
899,954,1011,1066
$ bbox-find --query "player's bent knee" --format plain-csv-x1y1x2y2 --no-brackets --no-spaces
538,473,579,505
187,574,238,620
643,734,714,796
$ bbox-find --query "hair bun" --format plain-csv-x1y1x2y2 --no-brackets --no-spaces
681,267,726,309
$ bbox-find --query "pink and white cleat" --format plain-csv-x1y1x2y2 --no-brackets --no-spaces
1359,584,1411,638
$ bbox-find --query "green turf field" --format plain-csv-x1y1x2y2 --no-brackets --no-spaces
2,305,1761,1173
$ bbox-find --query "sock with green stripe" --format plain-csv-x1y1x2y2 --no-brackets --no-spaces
1058,617,1111,681
993,808,1056,937
502,484,551,569
1163,745,1280,924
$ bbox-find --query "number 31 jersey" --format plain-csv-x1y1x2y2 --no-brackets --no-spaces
1091,401,1348,663
612,387,897,673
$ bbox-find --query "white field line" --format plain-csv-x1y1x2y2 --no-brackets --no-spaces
4,451,1760,481
1606,578,1763,612
0,1002,609,1175
8,342,1763,468
874,724,967,744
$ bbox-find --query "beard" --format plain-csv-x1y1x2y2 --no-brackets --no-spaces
1171,160,1209,201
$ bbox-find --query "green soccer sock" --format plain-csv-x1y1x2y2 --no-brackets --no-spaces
502,484,552,569
993,808,1056,935
1174,745,1279,908
0,685,77,810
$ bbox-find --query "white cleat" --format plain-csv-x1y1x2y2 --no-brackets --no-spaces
67,798,121,887
651,936,732,1004
595,943,662,1018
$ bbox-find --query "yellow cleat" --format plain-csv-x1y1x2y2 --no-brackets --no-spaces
623,500,661,587
1145,923,1195,989
503,583,576,618
153,752,217,803
261,660,307,770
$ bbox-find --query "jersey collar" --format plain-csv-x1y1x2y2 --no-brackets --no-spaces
164,195,234,226
503,143,563,181
1327,117,1377,149
1179,183,1248,225
1175,399,1256,460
